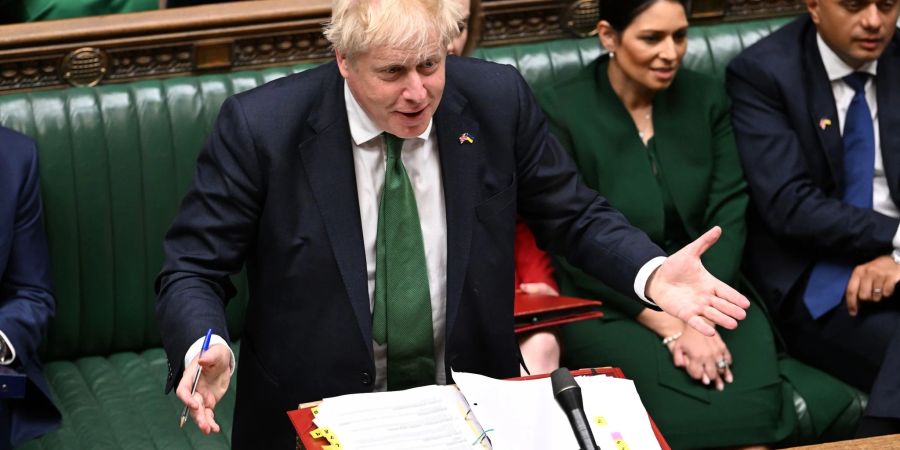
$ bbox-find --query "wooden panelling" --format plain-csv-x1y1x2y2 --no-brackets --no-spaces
726,0,806,20
0,0,332,92
0,0,805,93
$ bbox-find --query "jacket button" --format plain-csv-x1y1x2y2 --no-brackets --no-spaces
360,372,372,386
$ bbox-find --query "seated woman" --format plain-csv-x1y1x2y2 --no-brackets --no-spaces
537,0,857,447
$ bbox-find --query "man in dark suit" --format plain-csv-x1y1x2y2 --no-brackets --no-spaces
156,0,751,446
0,126,60,449
727,0,900,437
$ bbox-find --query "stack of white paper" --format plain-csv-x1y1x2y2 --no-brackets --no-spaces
309,372,660,449
312,384,491,449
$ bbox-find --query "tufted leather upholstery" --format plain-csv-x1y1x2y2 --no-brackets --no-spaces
0,15,862,449
0,67,314,449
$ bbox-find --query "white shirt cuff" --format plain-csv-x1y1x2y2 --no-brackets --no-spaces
892,223,900,250
184,334,235,375
634,256,667,307
0,329,15,365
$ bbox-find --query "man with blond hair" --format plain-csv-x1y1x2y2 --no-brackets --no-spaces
156,0,751,445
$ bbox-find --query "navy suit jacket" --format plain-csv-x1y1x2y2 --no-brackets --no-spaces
0,127,60,448
726,16,900,311
156,56,664,448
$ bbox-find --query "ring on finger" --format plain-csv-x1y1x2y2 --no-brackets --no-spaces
716,358,728,370
874,288,883,294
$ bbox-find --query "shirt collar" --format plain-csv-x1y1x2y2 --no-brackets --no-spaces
816,33,878,82
343,81,433,146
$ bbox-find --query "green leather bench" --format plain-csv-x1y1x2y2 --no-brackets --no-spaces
0,15,864,449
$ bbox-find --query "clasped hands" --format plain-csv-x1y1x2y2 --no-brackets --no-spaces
667,325,733,391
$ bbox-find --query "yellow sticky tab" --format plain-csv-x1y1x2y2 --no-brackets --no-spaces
612,431,629,450
594,416,608,426
311,406,319,416
323,430,340,445
310,427,325,439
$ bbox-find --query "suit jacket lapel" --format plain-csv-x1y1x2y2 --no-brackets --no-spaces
298,65,373,357
877,39,900,206
434,86,480,343
803,27,844,190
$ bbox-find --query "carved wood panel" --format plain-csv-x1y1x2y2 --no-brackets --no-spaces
726,0,805,19
232,31,333,67
0,0,809,93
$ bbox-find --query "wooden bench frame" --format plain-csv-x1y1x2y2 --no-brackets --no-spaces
0,0,805,93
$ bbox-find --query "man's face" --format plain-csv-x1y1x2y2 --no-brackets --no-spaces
808,0,900,68
337,45,446,139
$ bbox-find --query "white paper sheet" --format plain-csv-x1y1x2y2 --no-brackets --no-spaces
452,371,661,450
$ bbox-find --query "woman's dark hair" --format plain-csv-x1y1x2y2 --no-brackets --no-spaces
599,0,688,32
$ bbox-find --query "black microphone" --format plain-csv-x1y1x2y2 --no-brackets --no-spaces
551,367,600,450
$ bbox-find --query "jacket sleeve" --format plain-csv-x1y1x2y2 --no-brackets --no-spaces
155,96,262,391
513,66,665,306
0,137,56,369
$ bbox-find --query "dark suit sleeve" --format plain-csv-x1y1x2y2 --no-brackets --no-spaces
699,84,748,287
727,54,898,260
155,96,264,390
0,138,55,369
509,66,665,302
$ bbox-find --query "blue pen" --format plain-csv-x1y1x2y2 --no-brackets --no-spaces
180,328,213,428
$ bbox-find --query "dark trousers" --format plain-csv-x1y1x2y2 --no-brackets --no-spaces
777,286,900,419
0,401,10,450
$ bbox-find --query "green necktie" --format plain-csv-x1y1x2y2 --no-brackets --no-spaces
372,132,436,390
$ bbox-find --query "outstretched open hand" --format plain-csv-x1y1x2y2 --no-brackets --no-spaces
646,226,750,336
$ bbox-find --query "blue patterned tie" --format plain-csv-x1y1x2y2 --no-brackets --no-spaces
803,72,875,319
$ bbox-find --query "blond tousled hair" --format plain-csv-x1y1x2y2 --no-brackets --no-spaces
324,0,464,60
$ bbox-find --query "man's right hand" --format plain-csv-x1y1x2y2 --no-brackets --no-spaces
176,344,232,434
845,254,900,316
646,227,749,336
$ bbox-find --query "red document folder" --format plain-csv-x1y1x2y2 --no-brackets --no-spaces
514,292,603,333
288,367,671,450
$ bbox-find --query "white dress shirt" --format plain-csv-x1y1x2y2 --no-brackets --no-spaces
817,35,900,247
344,82,448,390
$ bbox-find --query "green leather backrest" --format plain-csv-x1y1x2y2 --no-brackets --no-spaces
473,16,793,88
0,16,791,361
0,65,315,361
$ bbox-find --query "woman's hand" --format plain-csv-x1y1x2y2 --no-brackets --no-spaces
518,282,559,296
667,326,733,391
